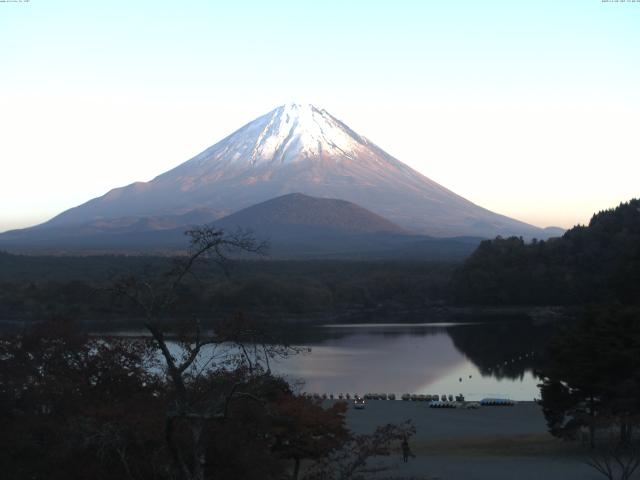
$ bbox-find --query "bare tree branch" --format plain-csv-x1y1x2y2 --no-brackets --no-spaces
109,225,273,480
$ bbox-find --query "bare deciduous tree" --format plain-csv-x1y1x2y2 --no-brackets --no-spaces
113,226,300,480
585,417,640,480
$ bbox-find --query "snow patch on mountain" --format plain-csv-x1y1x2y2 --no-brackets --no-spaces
33,103,557,239
187,103,363,170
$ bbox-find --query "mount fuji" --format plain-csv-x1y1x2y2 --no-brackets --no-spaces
1,103,561,253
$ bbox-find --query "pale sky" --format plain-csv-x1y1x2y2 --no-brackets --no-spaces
1,0,639,232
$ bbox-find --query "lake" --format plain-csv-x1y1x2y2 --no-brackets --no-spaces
266,321,549,401
99,318,555,401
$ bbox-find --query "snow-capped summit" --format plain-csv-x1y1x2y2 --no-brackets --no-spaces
159,102,422,203
34,104,551,238
184,103,371,172
241,103,361,165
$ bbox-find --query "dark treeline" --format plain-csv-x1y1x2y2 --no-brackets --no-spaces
4,199,639,324
0,318,414,480
451,199,640,306
448,320,554,380
1,227,418,480
0,254,454,323
537,305,640,453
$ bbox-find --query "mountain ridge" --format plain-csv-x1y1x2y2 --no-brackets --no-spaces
5,103,561,245
0,193,483,259
216,193,409,236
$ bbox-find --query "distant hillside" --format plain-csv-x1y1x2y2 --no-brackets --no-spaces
217,193,407,236
0,193,482,260
451,199,640,305
14,103,558,239
215,193,482,259
0,209,220,252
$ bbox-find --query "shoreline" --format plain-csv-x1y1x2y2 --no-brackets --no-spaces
0,304,577,330
339,399,599,480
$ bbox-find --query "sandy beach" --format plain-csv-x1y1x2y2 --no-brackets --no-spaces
340,400,603,480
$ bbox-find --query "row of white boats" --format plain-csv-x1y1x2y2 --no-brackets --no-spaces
301,392,515,406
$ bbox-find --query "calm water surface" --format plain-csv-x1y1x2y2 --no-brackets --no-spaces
267,322,546,401
108,319,552,402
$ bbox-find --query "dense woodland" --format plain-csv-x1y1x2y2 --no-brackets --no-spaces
0,255,454,324
537,304,640,467
3,200,639,326
447,200,640,453
451,199,640,306
1,227,417,480
0,318,416,480
2,200,640,479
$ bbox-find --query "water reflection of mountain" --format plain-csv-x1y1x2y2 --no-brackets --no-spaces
133,319,551,399
446,321,555,380
276,323,456,345
268,321,551,399
278,320,558,383
274,329,467,395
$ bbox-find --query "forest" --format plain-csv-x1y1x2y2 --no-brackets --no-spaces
448,199,640,469
4,199,638,328
451,199,640,306
2,200,640,479
0,254,454,325
1,227,418,480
